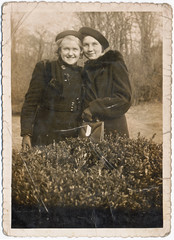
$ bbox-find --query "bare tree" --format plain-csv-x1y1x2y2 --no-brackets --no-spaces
35,28,47,62
11,11,162,113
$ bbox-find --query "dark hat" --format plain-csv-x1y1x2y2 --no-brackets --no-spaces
79,27,109,50
55,30,83,42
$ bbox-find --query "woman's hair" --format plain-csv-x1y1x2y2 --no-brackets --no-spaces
56,35,83,56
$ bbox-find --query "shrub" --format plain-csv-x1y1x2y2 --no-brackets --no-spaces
12,133,162,212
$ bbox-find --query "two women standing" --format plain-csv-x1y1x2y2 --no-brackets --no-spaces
21,27,132,150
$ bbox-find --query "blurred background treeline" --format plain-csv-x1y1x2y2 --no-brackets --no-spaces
11,11,162,114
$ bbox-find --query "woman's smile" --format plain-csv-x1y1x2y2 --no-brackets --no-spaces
83,36,103,60
60,39,81,65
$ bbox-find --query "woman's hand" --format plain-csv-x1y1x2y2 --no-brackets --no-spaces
82,107,93,122
22,135,31,151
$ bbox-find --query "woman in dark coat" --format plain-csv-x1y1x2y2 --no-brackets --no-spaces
21,30,83,150
79,27,132,136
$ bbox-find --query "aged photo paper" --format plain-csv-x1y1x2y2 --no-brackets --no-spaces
2,2,172,237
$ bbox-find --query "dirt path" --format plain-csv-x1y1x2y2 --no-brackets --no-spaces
126,102,162,143
12,102,162,150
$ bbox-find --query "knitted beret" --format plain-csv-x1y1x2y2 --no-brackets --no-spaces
55,30,83,42
79,27,109,50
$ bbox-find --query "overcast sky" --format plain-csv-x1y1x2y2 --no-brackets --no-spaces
11,3,80,36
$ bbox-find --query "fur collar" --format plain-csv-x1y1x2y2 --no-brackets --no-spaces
84,50,124,69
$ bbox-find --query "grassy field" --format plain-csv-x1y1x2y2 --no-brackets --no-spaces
12,102,162,151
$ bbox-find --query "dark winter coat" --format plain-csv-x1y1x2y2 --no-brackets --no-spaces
21,58,82,146
82,50,132,136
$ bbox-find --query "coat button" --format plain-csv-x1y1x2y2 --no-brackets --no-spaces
61,65,66,70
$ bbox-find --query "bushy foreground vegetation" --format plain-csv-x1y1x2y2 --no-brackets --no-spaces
12,133,162,213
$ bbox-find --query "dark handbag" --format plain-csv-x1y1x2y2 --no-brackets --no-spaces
79,121,104,142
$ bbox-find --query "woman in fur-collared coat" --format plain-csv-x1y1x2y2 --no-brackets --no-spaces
79,27,132,136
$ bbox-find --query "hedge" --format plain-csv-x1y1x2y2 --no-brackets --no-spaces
12,132,162,213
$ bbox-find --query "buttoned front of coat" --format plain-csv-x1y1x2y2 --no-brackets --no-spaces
42,61,82,112
21,58,83,145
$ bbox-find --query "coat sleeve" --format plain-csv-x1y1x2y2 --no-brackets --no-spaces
20,61,47,136
88,61,132,119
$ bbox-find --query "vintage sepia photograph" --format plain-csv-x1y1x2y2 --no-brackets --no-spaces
2,2,172,237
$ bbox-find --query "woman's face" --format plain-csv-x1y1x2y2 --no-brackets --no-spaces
60,39,81,65
82,36,103,60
